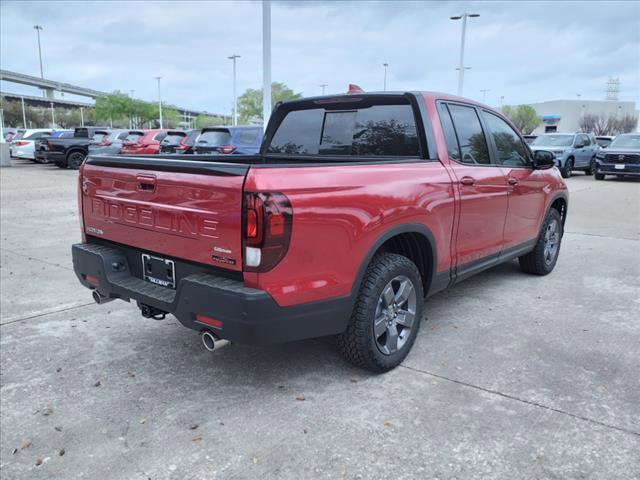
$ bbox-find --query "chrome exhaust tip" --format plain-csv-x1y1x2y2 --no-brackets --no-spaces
92,290,114,305
201,331,230,352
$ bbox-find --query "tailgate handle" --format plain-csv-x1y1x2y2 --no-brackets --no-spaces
137,174,156,192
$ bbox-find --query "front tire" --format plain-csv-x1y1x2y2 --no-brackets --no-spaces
67,151,86,170
595,172,605,180
561,158,573,179
519,208,563,275
337,253,424,373
585,157,596,175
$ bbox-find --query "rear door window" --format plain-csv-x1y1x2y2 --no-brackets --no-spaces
447,104,491,165
198,130,232,146
267,101,420,157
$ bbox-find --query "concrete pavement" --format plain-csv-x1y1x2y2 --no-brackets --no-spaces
1,161,639,479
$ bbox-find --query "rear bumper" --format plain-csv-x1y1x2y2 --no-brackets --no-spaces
72,242,351,345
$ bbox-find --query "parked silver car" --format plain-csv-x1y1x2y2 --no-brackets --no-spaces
88,129,133,155
530,132,598,178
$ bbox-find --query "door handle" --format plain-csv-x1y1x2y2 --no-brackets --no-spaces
507,177,519,185
137,174,156,192
460,176,476,186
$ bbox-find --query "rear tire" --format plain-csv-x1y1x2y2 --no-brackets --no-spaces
67,151,86,170
519,208,563,275
337,253,424,373
595,172,605,180
561,158,573,179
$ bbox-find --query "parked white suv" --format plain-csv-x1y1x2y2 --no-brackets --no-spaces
9,129,52,160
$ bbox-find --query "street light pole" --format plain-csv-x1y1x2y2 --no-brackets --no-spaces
21,97,27,127
33,25,44,79
50,102,55,127
320,84,328,95
262,0,271,130
383,63,389,91
450,13,479,96
228,54,240,126
155,76,163,128
80,107,84,127
480,88,489,102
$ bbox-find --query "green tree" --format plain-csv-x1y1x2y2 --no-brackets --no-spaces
501,105,541,135
161,107,182,129
195,114,225,129
237,82,302,124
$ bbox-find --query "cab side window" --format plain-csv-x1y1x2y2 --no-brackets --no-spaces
447,104,491,165
482,111,531,167
437,103,461,161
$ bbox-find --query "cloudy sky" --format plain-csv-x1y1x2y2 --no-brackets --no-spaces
1,0,638,115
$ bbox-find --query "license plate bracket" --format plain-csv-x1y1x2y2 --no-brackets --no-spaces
142,254,176,289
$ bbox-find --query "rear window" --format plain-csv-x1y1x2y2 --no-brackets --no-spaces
236,128,262,145
125,132,144,142
59,131,74,138
91,132,109,143
162,133,186,144
267,101,419,157
152,132,168,142
198,130,232,146
24,131,51,140
12,131,26,141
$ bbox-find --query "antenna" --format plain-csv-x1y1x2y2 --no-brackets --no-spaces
605,77,620,101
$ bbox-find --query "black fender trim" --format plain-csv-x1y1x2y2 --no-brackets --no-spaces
350,223,447,300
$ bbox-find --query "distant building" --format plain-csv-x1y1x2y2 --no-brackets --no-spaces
528,99,638,134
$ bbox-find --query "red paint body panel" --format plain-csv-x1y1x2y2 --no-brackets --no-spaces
121,129,167,155
81,163,244,271
244,162,456,306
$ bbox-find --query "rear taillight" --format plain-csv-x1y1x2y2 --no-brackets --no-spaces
101,137,111,146
15,140,29,146
47,140,53,149
218,145,237,154
243,192,293,272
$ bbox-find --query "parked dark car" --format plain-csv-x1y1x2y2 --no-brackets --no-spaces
160,130,190,153
34,130,75,163
88,130,132,156
594,133,640,180
47,127,111,169
193,126,263,155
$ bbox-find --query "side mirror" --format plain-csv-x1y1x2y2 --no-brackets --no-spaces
533,150,555,169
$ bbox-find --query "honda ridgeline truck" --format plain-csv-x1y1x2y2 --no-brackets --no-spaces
72,91,568,372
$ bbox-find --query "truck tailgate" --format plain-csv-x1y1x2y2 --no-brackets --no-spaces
80,156,248,271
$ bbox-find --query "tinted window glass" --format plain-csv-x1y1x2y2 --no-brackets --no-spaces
447,104,490,165
185,130,200,146
125,132,144,143
483,111,530,167
162,133,186,144
236,128,262,145
198,130,232,145
24,131,51,140
91,133,107,143
531,134,573,147
153,132,167,142
610,134,640,148
268,103,419,157
12,131,26,141
438,104,461,161
116,132,129,140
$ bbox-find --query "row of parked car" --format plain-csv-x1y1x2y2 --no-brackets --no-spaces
526,132,640,179
6,125,264,169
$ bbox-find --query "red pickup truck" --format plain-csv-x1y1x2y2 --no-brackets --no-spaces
72,91,567,372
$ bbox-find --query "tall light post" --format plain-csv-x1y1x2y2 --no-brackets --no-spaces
33,25,44,79
383,63,389,91
320,84,328,95
480,88,489,102
228,54,241,126
21,97,27,127
262,1,271,130
155,76,163,128
80,107,84,127
450,13,479,96
50,102,55,127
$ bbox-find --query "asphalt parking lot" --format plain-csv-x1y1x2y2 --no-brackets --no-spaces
1,160,639,479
